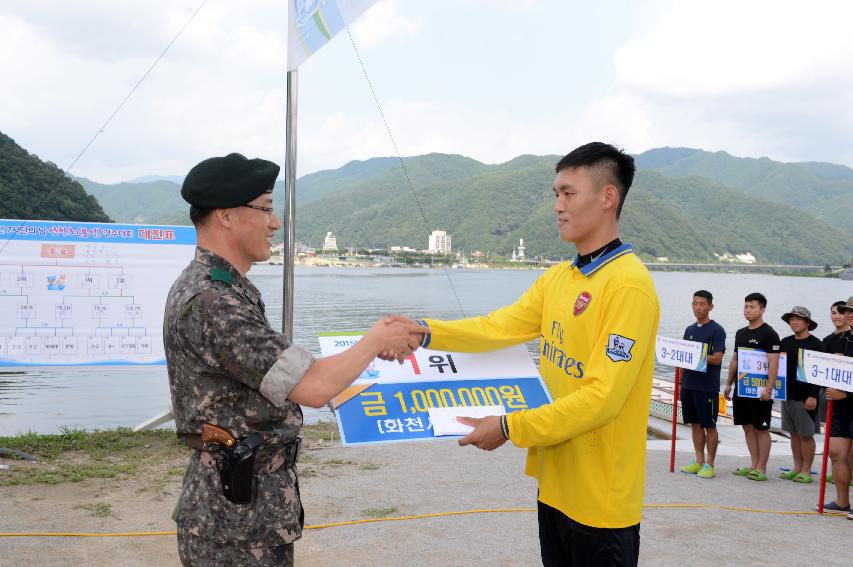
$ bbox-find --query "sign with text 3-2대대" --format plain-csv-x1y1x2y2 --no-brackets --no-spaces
737,348,787,400
797,349,853,393
655,336,708,371
318,332,552,446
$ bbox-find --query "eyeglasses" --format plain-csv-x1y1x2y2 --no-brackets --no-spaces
242,204,275,216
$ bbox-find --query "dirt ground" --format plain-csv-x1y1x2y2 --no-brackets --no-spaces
2,427,852,567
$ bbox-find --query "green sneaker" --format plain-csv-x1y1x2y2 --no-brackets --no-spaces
827,473,834,484
733,466,750,476
680,461,702,474
697,463,715,479
779,470,797,480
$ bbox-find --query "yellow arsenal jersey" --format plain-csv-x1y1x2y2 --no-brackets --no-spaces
420,244,659,528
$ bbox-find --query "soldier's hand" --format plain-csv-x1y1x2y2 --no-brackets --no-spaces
723,384,733,401
758,388,772,401
457,416,507,451
804,396,817,411
368,316,428,364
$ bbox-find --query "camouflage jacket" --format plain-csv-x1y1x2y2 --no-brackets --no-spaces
164,247,314,547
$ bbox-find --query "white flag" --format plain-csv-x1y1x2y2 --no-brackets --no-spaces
287,0,379,70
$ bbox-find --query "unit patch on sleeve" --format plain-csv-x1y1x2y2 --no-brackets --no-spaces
606,334,635,362
573,291,592,316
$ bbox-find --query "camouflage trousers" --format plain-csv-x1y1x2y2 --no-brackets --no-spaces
177,528,294,566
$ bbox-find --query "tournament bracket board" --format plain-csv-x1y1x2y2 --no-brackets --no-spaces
0,219,196,367
318,332,553,446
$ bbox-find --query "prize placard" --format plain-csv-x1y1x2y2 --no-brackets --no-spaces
318,332,552,445
737,348,787,400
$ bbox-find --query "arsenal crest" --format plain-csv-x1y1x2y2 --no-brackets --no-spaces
573,291,591,316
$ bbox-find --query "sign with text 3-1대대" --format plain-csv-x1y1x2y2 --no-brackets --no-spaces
737,348,787,400
317,332,552,446
797,349,853,393
655,336,708,371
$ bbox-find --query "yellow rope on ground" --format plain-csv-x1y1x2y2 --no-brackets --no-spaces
0,504,847,537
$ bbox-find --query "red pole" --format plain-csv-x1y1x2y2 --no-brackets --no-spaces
669,367,681,473
818,398,834,515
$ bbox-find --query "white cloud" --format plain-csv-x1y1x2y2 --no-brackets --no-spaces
602,0,853,166
614,0,853,98
351,0,421,49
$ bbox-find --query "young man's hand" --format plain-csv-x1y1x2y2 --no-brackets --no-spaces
457,416,508,451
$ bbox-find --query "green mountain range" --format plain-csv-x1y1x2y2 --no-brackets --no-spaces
635,147,853,231
294,154,851,264
1,128,850,265
0,132,110,222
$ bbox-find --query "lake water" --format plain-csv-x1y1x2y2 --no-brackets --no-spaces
0,264,849,435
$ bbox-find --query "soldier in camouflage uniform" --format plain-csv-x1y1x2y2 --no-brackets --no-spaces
165,153,425,566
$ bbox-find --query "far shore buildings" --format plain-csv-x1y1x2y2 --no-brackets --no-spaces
323,231,338,251
428,230,452,254
511,238,526,262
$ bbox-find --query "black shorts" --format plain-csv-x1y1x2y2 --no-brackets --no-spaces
538,500,639,567
830,404,853,439
732,394,772,430
681,389,718,428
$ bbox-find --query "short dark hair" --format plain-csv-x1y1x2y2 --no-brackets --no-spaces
693,290,713,304
744,292,767,308
832,300,847,311
555,142,636,218
189,205,213,227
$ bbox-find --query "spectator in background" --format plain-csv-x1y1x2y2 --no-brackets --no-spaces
778,306,823,484
679,290,726,479
822,297,853,516
724,292,781,482
822,300,851,484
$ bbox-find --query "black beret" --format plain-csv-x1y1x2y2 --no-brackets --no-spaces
181,153,280,209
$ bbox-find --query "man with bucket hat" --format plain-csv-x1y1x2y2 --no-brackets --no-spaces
164,153,426,565
778,306,824,483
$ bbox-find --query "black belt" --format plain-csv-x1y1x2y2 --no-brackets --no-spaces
179,433,301,466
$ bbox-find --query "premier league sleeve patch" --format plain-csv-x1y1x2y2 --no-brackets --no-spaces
606,334,635,362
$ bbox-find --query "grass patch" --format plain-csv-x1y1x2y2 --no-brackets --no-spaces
300,420,338,443
323,458,355,466
361,506,398,519
359,463,380,471
74,502,116,519
0,427,190,486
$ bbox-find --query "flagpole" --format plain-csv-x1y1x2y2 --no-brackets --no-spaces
282,69,297,342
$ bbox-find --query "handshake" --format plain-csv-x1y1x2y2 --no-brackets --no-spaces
364,314,429,364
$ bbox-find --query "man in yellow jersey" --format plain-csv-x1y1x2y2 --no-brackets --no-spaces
411,142,659,566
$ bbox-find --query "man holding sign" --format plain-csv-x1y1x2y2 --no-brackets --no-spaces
724,292,781,481
410,143,659,566
823,297,853,514
678,290,726,479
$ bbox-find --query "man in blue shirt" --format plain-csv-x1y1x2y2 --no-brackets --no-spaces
679,290,726,479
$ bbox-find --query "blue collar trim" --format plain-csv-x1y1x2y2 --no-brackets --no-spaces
574,243,634,277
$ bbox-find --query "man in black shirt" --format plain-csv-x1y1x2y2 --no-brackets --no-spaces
779,306,823,483
823,297,853,515
823,300,851,354
724,292,781,481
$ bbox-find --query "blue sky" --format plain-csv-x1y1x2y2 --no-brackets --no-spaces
1,0,851,183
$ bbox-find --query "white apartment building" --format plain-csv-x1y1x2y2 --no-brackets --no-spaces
323,232,338,250
428,230,452,254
